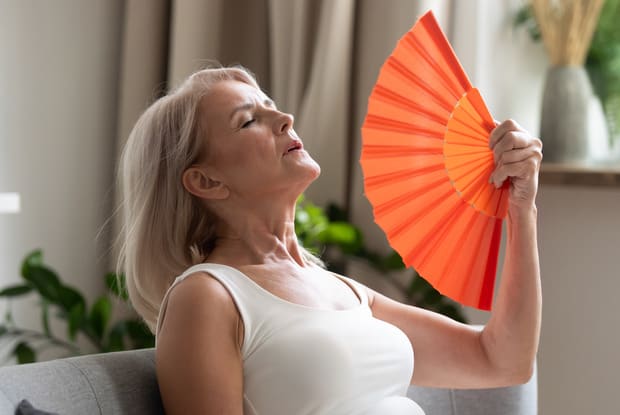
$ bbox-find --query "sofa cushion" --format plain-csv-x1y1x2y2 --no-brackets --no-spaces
0,349,163,415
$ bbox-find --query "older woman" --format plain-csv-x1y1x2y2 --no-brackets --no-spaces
118,66,542,415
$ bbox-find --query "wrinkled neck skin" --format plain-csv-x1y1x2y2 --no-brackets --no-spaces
206,189,306,268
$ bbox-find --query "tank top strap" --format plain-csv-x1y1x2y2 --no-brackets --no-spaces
332,273,370,308
155,262,267,356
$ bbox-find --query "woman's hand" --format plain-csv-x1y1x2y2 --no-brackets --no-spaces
488,120,543,215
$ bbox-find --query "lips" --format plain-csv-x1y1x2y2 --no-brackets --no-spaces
284,139,303,155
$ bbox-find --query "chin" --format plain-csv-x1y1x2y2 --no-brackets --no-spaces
293,161,321,194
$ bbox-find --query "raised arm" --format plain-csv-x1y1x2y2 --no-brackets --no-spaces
481,118,542,383
369,119,542,389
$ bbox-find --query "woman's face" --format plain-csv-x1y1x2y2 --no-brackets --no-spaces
198,79,320,201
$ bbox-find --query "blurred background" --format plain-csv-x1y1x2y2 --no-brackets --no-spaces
1,0,619,413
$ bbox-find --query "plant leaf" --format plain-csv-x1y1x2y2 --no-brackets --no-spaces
68,302,85,341
106,321,126,352
22,265,62,303
0,284,33,298
14,342,36,364
41,300,51,337
380,251,405,271
125,320,155,349
90,297,112,340
21,250,43,280
105,273,128,301
57,285,86,314
319,222,358,244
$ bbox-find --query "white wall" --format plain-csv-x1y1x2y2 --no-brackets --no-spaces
0,0,124,355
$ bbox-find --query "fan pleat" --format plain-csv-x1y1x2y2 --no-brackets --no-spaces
384,58,455,113
435,209,482,291
372,173,448,218
467,88,496,131
419,15,471,92
364,114,444,138
400,193,468,264
400,34,463,102
364,165,445,189
364,167,447,213
362,127,443,148
422,205,478,285
360,10,507,311
448,112,489,142
380,182,454,241
372,85,448,126
447,215,491,306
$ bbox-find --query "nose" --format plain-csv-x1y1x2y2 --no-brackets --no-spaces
274,111,294,135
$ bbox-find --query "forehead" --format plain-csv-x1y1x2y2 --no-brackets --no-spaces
204,80,268,114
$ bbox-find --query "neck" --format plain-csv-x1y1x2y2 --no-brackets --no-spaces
206,194,306,267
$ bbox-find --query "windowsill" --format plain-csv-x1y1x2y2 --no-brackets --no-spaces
540,161,620,187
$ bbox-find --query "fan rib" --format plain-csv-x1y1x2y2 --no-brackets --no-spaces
438,211,481,286
447,118,489,144
363,145,443,158
374,176,448,218
385,184,454,240
402,35,463,102
445,153,492,174
457,216,490,306
450,159,491,191
386,58,455,113
403,198,468,268
364,114,444,138
420,13,471,92
365,165,445,189
372,85,447,126
467,88,495,130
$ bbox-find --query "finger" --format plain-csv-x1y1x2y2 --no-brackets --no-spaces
497,145,542,165
490,157,540,187
493,131,535,163
489,119,526,149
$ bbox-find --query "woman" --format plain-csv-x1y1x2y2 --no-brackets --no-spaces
118,66,542,415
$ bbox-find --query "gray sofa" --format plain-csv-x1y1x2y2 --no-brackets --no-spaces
0,349,537,414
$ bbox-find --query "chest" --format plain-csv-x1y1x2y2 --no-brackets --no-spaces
242,309,415,414
239,265,362,311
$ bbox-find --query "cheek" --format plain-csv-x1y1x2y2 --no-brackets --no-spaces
212,136,277,178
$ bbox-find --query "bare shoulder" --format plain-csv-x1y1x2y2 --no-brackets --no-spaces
156,271,244,414
158,271,240,339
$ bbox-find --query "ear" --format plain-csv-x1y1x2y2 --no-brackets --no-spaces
182,166,230,200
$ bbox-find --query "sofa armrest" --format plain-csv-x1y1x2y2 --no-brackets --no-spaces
0,349,163,415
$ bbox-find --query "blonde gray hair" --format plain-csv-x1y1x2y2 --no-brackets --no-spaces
116,66,321,332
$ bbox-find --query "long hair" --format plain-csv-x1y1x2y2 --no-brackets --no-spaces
116,66,321,332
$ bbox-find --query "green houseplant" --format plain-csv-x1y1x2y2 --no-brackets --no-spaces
0,250,154,364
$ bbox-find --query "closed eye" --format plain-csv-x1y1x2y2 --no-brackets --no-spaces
241,119,255,129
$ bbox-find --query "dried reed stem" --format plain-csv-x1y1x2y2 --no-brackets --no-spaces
531,0,604,66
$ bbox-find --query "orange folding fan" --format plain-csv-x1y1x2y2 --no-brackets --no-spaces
360,10,509,310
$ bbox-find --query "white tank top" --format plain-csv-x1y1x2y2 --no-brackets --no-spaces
156,263,425,415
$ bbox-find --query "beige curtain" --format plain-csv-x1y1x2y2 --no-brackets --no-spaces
112,0,454,269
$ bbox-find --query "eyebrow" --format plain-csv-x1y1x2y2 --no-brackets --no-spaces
229,99,275,120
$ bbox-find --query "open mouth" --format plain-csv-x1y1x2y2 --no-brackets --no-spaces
285,140,303,154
